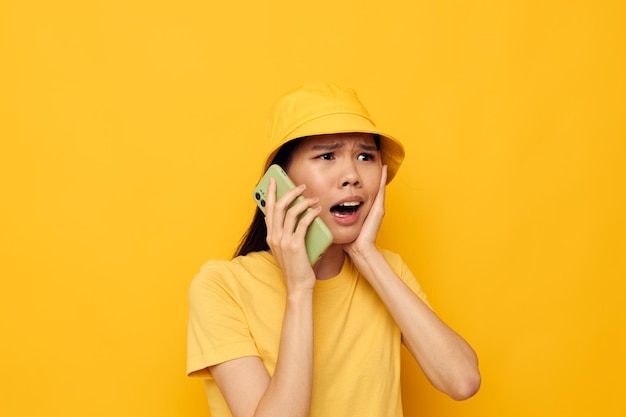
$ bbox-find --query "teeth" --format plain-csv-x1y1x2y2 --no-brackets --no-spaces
339,202,360,207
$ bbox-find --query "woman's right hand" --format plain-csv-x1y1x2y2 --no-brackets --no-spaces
211,179,318,417
264,177,320,291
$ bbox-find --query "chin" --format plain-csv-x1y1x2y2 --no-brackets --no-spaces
330,230,361,245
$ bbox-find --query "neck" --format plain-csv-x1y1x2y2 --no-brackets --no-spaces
312,244,345,280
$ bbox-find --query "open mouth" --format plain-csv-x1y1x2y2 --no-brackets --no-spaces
330,201,362,217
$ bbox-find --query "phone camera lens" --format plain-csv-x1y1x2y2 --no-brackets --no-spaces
260,200,266,208
255,192,261,200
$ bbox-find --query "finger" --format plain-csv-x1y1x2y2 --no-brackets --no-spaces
292,205,322,240
283,197,320,234
379,165,388,196
271,183,306,232
372,165,388,210
264,177,277,232
274,183,306,211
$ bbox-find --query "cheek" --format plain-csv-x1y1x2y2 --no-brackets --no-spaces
285,168,310,189
305,184,328,201
290,172,328,197
365,170,383,191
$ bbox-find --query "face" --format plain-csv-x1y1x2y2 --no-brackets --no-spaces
285,132,382,244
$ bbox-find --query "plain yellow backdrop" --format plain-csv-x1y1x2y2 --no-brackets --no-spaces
1,1,624,416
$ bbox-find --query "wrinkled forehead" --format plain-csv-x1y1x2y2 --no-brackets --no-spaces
298,132,379,150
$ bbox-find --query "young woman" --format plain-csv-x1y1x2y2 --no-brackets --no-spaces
187,82,480,417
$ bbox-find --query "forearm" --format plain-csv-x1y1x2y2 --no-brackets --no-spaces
347,248,480,400
255,289,314,417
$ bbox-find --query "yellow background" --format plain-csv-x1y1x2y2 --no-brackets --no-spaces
1,1,624,416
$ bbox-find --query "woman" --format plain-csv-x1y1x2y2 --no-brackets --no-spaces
187,82,480,417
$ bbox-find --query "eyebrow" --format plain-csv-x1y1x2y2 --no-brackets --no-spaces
310,142,378,151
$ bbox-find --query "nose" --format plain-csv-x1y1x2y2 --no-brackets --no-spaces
338,160,361,188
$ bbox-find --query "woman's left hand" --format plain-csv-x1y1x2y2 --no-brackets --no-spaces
343,165,387,256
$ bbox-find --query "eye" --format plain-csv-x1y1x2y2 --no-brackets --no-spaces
317,153,334,160
357,153,376,162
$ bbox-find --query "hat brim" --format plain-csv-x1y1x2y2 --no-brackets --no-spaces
263,113,405,184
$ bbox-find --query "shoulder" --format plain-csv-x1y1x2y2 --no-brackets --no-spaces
378,248,408,274
379,248,401,263
188,258,234,292
188,251,280,299
377,248,430,306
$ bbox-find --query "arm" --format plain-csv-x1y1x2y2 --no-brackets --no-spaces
210,179,319,417
344,166,481,400
210,288,313,417
345,249,480,400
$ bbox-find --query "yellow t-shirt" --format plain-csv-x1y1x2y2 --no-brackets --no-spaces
187,250,429,417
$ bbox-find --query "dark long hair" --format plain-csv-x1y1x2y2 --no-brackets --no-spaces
232,134,380,258
233,139,302,258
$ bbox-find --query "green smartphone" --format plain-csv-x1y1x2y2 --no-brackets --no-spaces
253,164,333,265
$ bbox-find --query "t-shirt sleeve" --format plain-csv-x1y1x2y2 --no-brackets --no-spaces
186,261,259,378
381,250,432,309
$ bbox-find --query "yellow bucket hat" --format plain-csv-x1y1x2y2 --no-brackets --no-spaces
263,82,405,183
